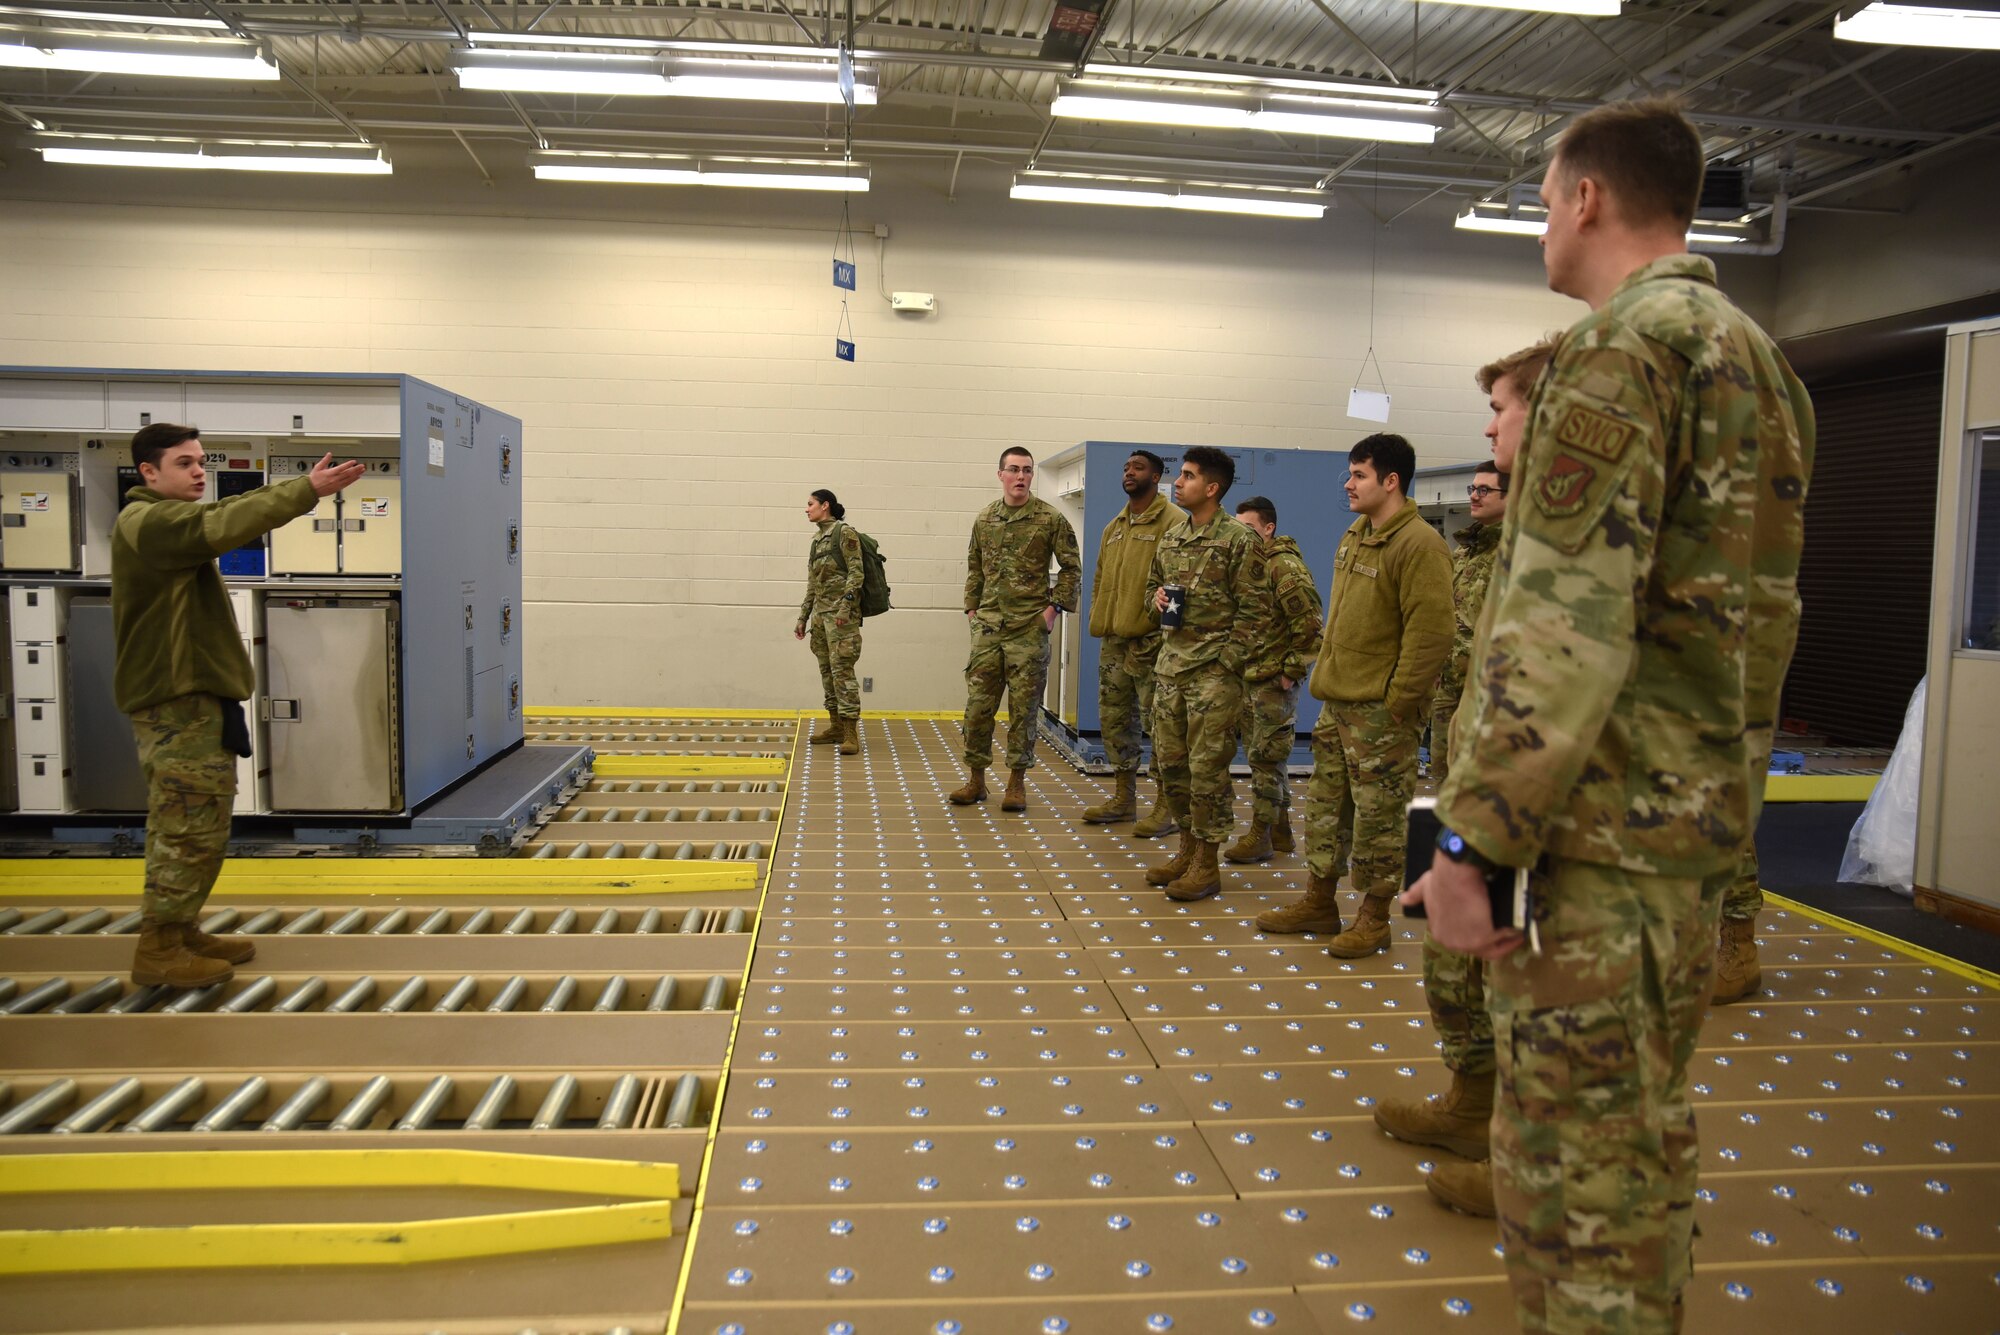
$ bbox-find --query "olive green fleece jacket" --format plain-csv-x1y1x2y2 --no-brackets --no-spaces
111,477,319,713
1307,498,1454,721
1087,492,1184,639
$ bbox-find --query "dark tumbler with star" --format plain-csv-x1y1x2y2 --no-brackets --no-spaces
1160,584,1186,630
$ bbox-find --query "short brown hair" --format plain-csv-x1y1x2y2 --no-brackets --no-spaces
1554,97,1705,231
131,422,200,470
1234,495,1276,527
1476,339,1557,397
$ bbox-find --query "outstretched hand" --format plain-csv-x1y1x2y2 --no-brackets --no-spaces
308,452,368,498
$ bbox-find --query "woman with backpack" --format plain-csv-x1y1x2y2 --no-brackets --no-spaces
797,488,865,754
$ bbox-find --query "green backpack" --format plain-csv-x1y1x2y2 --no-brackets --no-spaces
840,526,893,618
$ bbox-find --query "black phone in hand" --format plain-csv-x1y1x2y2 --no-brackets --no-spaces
1402,796,1530,930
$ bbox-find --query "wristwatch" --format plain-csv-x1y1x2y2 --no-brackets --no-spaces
1436,825,1499,874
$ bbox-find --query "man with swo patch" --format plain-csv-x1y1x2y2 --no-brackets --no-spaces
1222,494,1323,865
114,424,366,988
1257,433,1452,948
1406,99,1814,1335
1080,449,1184,833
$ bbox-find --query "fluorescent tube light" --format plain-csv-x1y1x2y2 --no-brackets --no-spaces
1078,63,1441,101
1454,209,1550,235
1454,208,1748,244
0,6,230,28
38,138,390,174
1053,92,1439,143
1252,108,1439,144
0,32,279,79
532,152,869,191
1052,93,1251,129
1414,0,1620,14
1834,3,2000,49
455,50,873,102
1011,174,1326,219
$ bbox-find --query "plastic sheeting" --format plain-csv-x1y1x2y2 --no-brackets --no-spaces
1839,676,1926,892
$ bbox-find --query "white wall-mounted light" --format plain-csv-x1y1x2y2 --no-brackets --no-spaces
1011,172,1327,219
454,50,875,103
1051,92,1440,144
36,134,390,174
1834,3,2000,49
0,29,279,79
532,151,869,191
1454,205,1747,245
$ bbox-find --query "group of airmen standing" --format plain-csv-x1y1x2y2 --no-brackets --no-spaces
796,97,1813,1335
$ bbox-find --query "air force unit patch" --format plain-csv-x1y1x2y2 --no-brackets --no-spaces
1554,405,1636,462
1535,453,1597,517
1524,401,1644,552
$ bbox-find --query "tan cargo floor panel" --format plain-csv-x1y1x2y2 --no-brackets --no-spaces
681,716,1998,1335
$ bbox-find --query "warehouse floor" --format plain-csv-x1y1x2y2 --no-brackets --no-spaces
1,711,1994,1335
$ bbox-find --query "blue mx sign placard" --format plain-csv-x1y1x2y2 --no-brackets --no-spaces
833,259,856,290
836,338,856,361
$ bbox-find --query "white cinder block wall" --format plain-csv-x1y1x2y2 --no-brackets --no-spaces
0,161,1778,709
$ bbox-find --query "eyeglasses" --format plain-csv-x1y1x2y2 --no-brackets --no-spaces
1000,466,1035,477
1466,484,1505,499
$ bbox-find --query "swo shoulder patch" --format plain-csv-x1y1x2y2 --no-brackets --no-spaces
1553,404,1636,463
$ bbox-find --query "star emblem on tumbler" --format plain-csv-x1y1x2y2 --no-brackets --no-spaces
1165,594,1182,618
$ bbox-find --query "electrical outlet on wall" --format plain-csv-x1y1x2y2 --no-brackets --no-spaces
863,677,874,692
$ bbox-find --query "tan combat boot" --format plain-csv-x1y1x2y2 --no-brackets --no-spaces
948,770,987,805
1427,1158,1497,1217
131,919,234,988
1145,832,1196,887
182,921,256,965
1324,893,1394,958
1223,819,1273,865
1373,1068,1495,1160
1082,772,1138,824
1270,812,1295,854
839,718,860,755
1712,915,1761,1005
1001,768,1029,813
1166,841,1222,902
1131,783,1180,839
1255,873,1344,935
810,716,842,744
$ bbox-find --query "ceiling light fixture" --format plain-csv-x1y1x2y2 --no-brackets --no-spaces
1411,0,1621,15
1011,172,1327,219
531,151,870,191
0,28,279,79
1454,205,1747,244
1051,92,1440,144
1077,63,1441,101
1833,2,2000,49
36,134,390,174
454,50,875,103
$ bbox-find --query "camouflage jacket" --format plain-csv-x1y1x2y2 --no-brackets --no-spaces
1146,511,1270,678
799,518,865,625
1242,535,1324,684
113,477,318,713
964,496,1082,633
1436,521,1500,700
1437,254,1815,877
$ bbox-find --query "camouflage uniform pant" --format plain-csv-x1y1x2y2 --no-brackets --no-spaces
1488,857,1727,1335
130,693,238,924
1429,675,1462,787
1152,662,1244,846
1096,632,1162,780
963,621,1050,772
1304,700,1420,896
1239,675,1300,824
809,612,863,720
1722,846,1761,921
1422,939,1494,1078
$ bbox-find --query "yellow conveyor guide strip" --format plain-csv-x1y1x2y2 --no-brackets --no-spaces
0,859,758,897
0,1150,680,1275
592,755,788,778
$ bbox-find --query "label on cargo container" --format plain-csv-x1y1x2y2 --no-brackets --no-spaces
358,498,391,519
19,493,48,512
